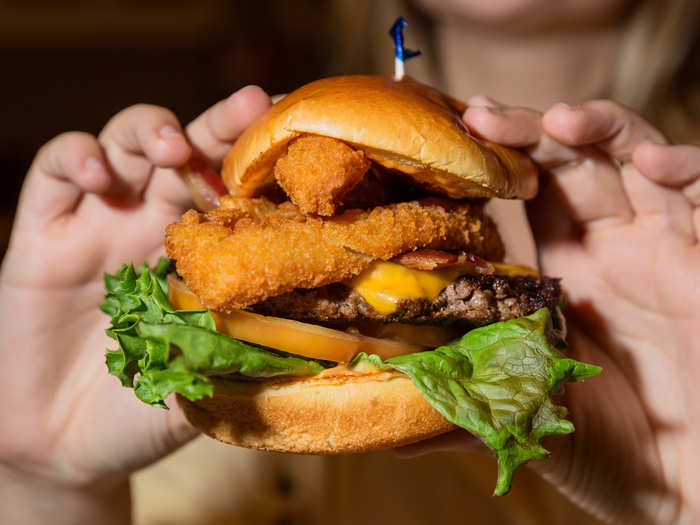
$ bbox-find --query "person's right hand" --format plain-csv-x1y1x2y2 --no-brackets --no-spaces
0,86,270,524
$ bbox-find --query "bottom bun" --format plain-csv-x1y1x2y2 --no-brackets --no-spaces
177,368,456,454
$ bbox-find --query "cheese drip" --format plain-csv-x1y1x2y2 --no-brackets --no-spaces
349,262,463,315
349,261,538,315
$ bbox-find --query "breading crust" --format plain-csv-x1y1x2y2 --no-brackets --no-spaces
165,198,504,311
273,135,371,216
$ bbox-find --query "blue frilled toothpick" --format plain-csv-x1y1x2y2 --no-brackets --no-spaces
389,16,421,80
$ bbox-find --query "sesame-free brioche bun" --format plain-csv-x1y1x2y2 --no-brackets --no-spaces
222,75,537,200
177,369,455,454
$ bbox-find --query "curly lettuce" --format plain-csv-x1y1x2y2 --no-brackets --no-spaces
102,260,600,495
350,310,600,495
101,261,323,408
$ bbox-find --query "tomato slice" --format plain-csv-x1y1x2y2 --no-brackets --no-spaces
351,321,462,348
181,158,228,212
167,274,422,362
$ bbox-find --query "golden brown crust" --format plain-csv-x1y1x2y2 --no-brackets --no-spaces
165,198,504,311
177,370,456,454
273,135,371,216
222,75,537,200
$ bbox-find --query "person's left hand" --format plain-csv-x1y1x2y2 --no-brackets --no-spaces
398,98,700,524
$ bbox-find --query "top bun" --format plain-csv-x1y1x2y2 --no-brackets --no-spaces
222,75,538,200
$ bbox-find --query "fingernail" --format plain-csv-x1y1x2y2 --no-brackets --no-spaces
555,102,582,110
467,104,501,114
85,156,104,171
159,125,181,138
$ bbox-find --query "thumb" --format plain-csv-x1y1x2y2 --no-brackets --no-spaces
150,395,201,459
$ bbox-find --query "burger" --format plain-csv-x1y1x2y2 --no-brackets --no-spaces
102,75,600,495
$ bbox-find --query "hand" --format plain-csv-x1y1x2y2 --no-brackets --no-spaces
401,98,700,524
0,86,270,523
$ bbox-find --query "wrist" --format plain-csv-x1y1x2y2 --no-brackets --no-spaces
0,465,131,525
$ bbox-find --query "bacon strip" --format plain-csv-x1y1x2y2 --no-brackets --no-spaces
392,249,495,274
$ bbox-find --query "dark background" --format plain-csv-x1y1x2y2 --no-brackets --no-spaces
0,0,338,257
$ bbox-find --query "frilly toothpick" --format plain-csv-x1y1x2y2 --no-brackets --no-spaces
389,16,421,81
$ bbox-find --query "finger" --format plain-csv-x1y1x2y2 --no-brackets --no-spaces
542,100,667,163
464,95,543,148
466,93,501,109
545,151,635,229
547,104,693,238
622,163,696,241
633,142,700,192
99,104,191,196
685,178,700,208
394,430,487,459
631,142,699,241
464,96,580,169
142,167,195,212
17,132,112,227
160,396,200,451
186,85,271,166
465,99,635,228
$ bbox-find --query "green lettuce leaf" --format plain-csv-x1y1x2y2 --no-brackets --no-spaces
103,260,601,496
102,260,324,408
351,308,600,496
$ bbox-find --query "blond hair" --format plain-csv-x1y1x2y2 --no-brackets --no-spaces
329,0,700,143
615,0,700,143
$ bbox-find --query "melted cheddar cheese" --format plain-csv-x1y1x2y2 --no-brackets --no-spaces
348,262,461,315
348,261,538,315
492,263,539,278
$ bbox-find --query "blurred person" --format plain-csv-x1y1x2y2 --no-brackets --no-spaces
331,0,700,265
2,2,700,525
325,0,700,523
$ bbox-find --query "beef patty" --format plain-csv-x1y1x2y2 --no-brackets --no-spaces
250,274,562,326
